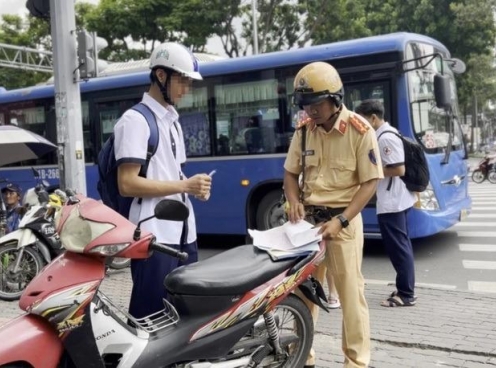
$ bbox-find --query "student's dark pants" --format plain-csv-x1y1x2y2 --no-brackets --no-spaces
128,241,198,319
378,209,415,300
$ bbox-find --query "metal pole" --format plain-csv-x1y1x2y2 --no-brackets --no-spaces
252,0,259,54
92,32,99,78
49,0,87,195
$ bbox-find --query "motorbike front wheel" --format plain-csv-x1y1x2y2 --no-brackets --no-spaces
472,169,486,183
488,170,496,184
108,257,131,270
0,244,45,301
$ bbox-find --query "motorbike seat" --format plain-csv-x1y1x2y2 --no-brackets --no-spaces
164,245,301,296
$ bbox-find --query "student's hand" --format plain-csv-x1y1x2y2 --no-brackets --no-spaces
185,174,211,197
318,217,342,240
287,201,305,224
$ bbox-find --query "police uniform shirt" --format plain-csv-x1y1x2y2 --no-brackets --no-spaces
284,105,384,208
375,123,417,214
114,93,197,244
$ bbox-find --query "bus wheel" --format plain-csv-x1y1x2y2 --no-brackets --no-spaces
256,190,287,230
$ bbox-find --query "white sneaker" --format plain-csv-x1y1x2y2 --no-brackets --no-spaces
326,298,341,309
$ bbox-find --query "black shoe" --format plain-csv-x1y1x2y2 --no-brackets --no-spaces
304,365,315,368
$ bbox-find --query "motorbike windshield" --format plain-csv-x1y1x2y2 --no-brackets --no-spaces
58,205,115,253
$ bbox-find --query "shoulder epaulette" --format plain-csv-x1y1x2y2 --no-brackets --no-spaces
296,117,312,130
349,114,370,135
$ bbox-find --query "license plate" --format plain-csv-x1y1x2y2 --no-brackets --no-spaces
459,209,469,221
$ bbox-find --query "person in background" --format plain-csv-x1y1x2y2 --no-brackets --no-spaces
355,99,417,307
1,183,23,233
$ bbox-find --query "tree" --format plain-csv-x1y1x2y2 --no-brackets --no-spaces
303,0,372,45
0,15,51,89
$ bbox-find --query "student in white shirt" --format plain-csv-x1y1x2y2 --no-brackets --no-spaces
355,100,417,307
114,42,212,319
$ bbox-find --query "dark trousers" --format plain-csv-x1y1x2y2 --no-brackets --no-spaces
128,241,198,319
378,209,415,300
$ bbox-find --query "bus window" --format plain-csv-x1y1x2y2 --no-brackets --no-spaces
97,99,140,145
345,82,391,124
9,106,46,136
0,112,4,125
176,86,210,157
82,101,93,163
214,79,280,155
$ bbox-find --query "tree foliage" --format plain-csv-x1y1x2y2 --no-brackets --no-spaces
0,15,50,89
1,0,496,113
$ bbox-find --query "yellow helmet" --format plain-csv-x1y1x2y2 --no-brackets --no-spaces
293,62,343,107
48,193,63,208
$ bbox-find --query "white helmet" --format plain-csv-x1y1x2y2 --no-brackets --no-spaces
150,42,202,80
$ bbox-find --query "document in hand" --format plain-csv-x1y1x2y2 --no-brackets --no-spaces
248,220,322,261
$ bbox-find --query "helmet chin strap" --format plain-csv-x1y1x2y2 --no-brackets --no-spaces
157,76,174,105
316,106,342,125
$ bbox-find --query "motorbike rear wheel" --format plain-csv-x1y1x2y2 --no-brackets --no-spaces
472,169,486,183
244,294,313,368
0,243,45,301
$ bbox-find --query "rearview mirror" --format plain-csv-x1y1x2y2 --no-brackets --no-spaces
434,74,452,109
154,199,189,222
446,58,466,74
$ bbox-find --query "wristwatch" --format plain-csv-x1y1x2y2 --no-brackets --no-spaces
336,214,349,228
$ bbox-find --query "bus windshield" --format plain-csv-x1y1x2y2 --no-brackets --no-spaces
405,42,464,153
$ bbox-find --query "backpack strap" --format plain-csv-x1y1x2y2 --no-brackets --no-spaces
377,130,402,191
131,103,160,204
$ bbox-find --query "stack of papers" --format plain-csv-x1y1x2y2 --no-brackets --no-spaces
248,220,322,261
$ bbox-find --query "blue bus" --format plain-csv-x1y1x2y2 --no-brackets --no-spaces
0,32,471,238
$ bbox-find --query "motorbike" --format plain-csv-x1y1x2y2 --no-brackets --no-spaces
472,156,496,184
0,174,64,301
0,192,327,368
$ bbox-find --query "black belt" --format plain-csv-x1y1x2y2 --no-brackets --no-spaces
304,206,346,224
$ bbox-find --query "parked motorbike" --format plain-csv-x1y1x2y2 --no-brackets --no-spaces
472,156,496,184
0,174,64,301
0,192,327,368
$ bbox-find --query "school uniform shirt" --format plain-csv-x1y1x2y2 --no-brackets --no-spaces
285,105,384,208
114,93,197,244
375,123,417,214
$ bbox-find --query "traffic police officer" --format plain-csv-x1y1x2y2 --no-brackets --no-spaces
284,62,384,368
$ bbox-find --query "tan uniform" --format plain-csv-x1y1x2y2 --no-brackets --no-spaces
284,105,383,368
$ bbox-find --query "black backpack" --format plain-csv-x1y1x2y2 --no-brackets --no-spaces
97,103,159,218
378,131,429,192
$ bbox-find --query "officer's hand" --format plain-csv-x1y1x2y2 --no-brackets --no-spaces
287,201,305,224
318,217,342,240
185,174,211,197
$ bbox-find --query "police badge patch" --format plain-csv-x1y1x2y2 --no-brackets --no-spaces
368,149,377,165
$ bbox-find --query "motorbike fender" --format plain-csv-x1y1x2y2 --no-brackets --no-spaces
0,228,37,247
0,314,63,367
35,241,52,264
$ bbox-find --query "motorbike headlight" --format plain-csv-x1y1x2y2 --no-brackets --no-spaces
89,244,129,256
414,183,439,211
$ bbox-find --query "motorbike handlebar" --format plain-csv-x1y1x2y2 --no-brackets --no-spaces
150,242,188,262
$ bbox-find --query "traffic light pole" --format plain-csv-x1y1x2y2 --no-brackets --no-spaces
49,0,87,195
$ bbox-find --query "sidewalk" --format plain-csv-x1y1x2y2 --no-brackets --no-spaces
1,270,495,367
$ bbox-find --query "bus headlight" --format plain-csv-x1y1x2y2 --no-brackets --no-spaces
414,183,439,211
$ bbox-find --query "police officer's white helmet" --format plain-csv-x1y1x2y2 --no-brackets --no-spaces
149,42,202,80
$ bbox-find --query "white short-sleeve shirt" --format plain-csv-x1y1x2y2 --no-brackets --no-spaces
114,93,197,244
375,123,417,214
